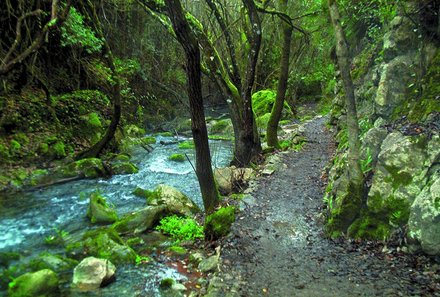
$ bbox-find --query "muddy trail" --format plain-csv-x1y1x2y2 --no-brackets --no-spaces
209,116,440,297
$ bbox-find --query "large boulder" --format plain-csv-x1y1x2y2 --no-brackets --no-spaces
72,257,116,291
87,192,118,224
8,269,59,297
66,228,137,265
382,16,418,62
214,167,254,195
112,205,166,234
408,167,440,255
149,184,201,216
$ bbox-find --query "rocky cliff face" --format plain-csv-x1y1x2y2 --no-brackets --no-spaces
325,2,440,256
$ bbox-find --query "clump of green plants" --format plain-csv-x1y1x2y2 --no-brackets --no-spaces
155,215,204,242
135,255,151,266
168,153,185,162
61,7,103,54
361,148,373,174
178,140,195,149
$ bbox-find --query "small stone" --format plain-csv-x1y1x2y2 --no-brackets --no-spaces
72,257,116,291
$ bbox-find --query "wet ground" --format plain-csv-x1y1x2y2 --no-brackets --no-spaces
211,116,440,297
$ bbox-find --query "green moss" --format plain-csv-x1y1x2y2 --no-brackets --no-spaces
256,113,271,130
86,112,102,128
142,136,156,145
112,153,131,162
51,141,66,159
28,253,78,273
178,140,195,149
210,119,232,134
208,135,233,141
252,89,291,117
8,269,59,297
167,245,187,255
156,131,174,137
124,124,146,137
279,140,292,150
132,187,158,203
205,206,236,239
9,140,21,154
13,133,29,146
66,228,137,264
168,153,185,162
159,278,175,289
87,191,118,224
75,158,105,178
112,162,139,175
347,215,391,240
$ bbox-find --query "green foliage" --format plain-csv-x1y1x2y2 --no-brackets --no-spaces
168,153,185,162
86,113,102,128
361,148,373,174
135,255,151,265
61,7,103,54
155,215,204,242
252,90,291,117
9,140,21,154
44,228,69,246
52,141,66,159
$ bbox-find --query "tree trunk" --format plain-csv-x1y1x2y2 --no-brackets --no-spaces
76,0,121,159
266,0,292,148
328,0,364,222
165,0,219,213
232,0,262,167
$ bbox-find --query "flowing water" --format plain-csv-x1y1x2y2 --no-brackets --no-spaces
0,135,232,296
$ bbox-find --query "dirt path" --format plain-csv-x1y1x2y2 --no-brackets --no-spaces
208,116,440,297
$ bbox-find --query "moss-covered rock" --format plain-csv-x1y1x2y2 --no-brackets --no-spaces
208,119,233,135
124,124,146,137
61,158,106,178
87,192,118,224
150,184,201,216
132,187,158,202
28,253,78,273
8,269,59,297
178,140,195,149
112,206,166,234
205,206,236,240
66,228,137,264
51,141,66,159
111,162,139,175
168,153,185,162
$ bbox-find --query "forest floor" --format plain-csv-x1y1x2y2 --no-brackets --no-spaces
207,116,440,297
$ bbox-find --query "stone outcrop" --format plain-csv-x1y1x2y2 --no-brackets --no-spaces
8,269,59,297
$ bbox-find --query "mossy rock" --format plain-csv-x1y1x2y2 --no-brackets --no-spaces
112,206,166,234
8,269,59,297
50,141,66,159
28,253,78,273
168,153,185,162
178,140,195,149
132,187,158,203
86,192,118,224
66,228,137,265
124,124,146,137
256,113,271,130
347,214,392,240
112,162,139,175
205,206,236,240
151,184,201,216
208,119,233,135
61,158,106,178
112,153,131,162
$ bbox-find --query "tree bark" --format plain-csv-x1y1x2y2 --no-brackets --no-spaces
328,0,364,224
232,0,262,167
266,0,293,148
165,0,219,213
76,0,121,159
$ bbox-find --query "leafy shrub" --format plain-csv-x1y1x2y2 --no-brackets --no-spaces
155,215,204,242
61,7,103,54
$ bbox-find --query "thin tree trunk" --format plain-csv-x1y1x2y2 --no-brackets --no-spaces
165,0,219,213
266,0,292,148
76,0,121,159
328,0,364,224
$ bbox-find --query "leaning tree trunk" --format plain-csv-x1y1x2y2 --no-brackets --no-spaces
328,0,364,225
266,0,293,148
165,0,219,213
76,0,121,159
